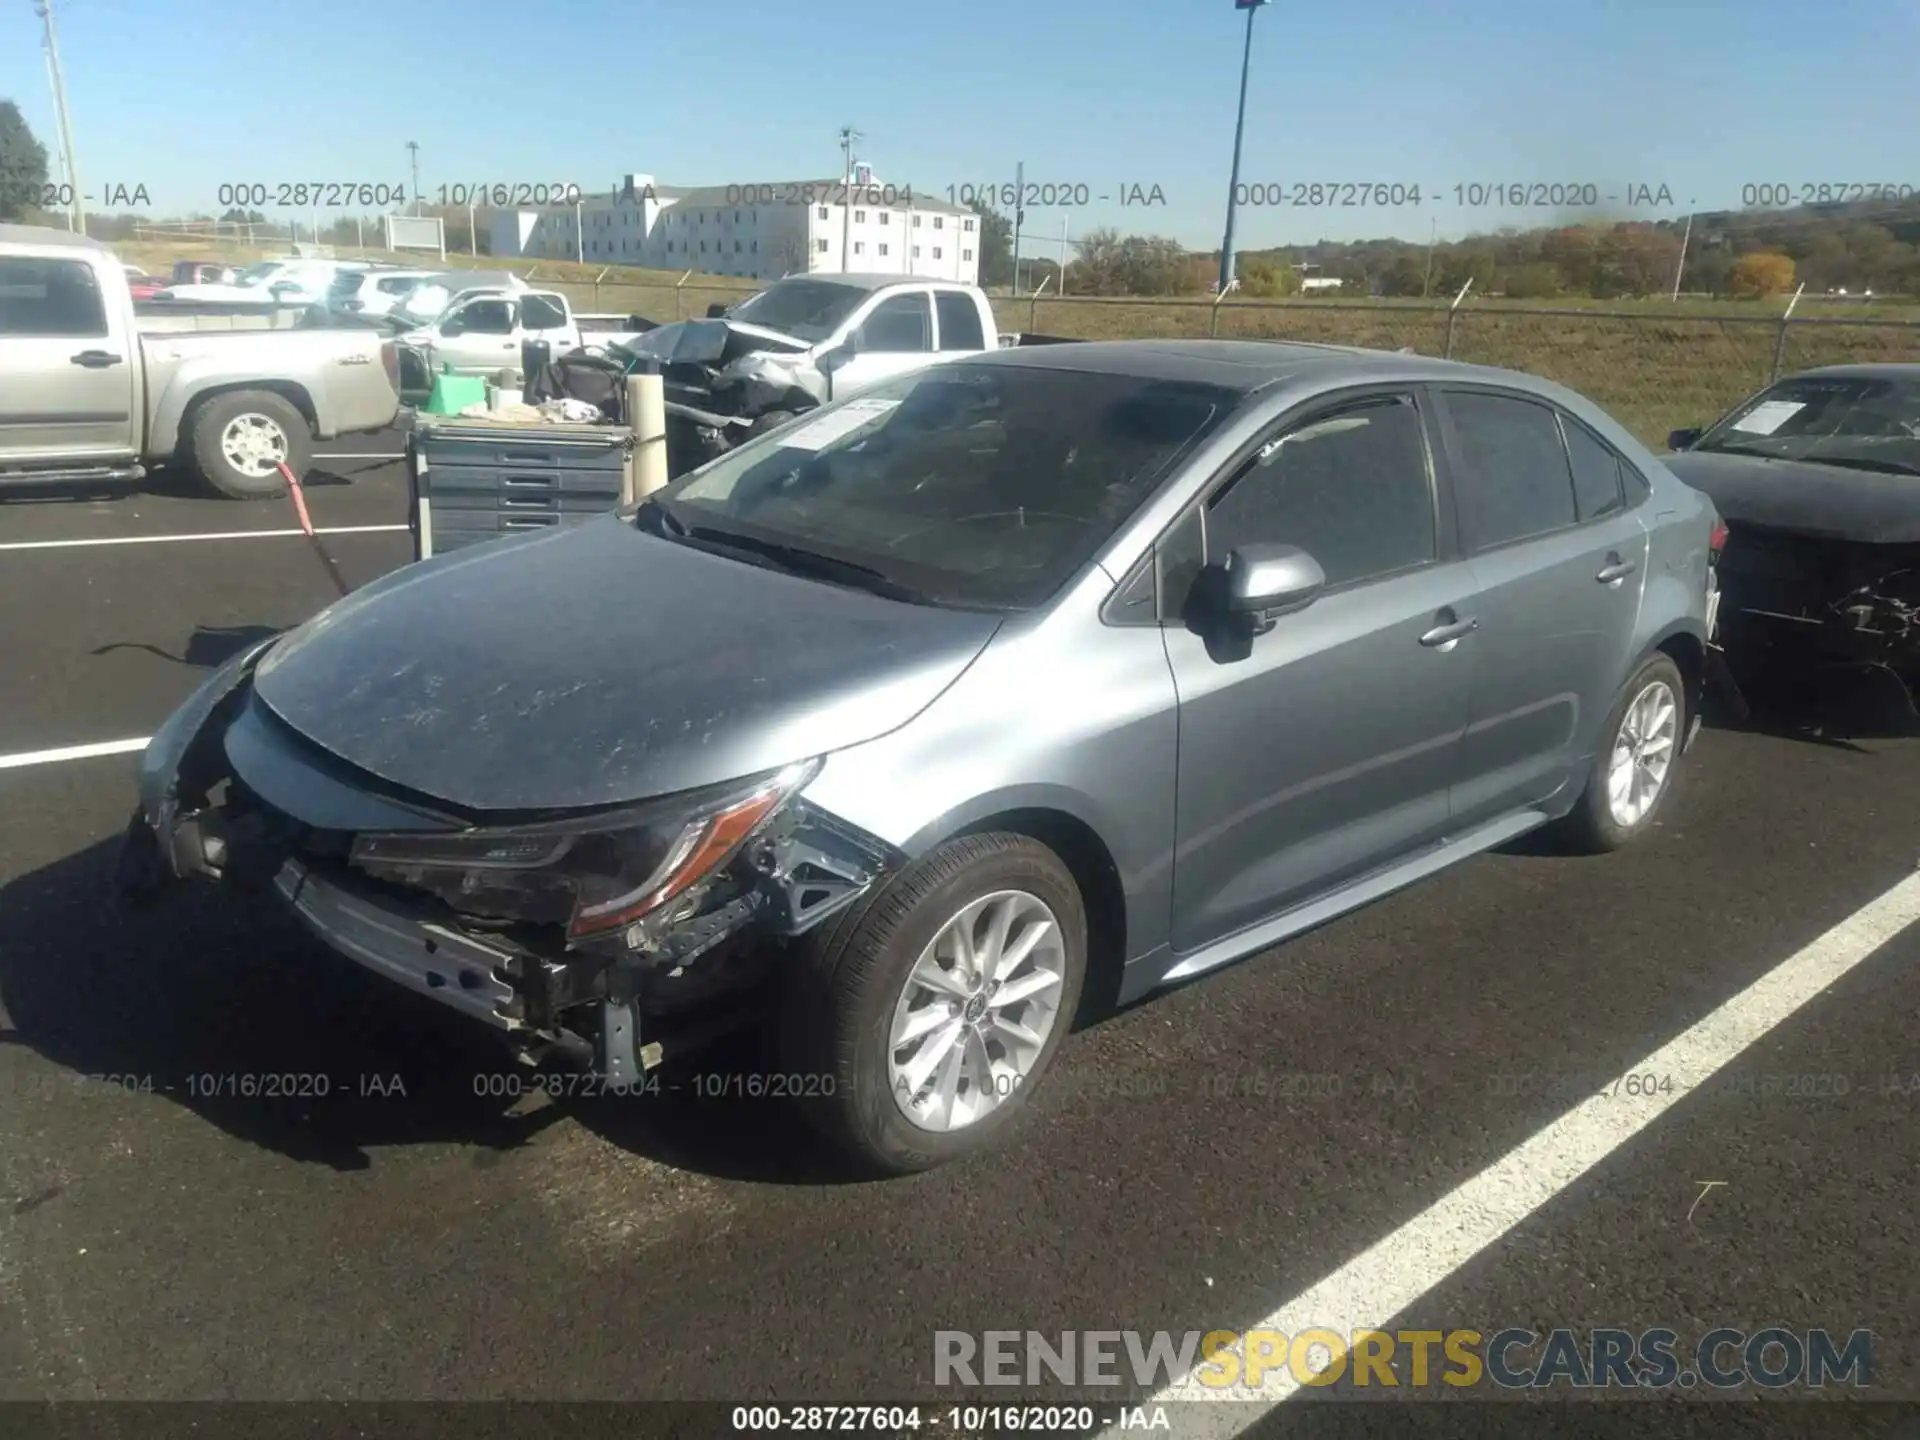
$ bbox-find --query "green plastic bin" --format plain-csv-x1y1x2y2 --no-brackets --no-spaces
422,370,489,416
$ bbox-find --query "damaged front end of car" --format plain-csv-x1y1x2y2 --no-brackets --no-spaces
1715,524,1920,721
623,319,822,475
118,645,899,1082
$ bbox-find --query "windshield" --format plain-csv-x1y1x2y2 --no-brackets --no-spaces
646,363,1239,610
1696,374,1920,474
725,279,871,343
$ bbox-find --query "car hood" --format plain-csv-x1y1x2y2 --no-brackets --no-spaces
1663,449,1920,544
622,318,812,366
246,515,1001,814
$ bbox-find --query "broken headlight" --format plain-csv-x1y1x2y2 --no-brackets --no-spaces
348,759,820,945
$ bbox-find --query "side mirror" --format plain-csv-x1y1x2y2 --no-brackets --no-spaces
818,336,860,374
1221,543,1327,627
441,317,466,336
1668,427,1702,451
706,302,730,319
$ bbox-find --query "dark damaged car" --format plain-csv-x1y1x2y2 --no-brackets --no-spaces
120,341,1715,1175
1665,365,1920,715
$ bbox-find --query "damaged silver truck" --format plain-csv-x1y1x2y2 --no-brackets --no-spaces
1665,365,1920,721
610,272,1076,475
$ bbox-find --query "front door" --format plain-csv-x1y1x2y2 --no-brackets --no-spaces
1165,390,1479,953
433,295,521,374
831,290,935,400
1434,388,1652,825
0,252,138,467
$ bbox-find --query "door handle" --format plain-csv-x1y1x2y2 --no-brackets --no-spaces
1419,617,1479,647
1596,557,1639,584
71,350,124,368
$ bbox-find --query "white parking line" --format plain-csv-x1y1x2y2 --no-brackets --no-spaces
1123,868,1920,1432
0,737,149,771
0,524,407,552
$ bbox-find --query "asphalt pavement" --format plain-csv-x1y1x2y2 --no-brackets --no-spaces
1,433,1916,1438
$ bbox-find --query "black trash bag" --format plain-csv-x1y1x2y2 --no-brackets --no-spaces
524,351,629,424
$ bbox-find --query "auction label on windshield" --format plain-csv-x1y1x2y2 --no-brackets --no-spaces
781,398,901,451
1731,400,1806,435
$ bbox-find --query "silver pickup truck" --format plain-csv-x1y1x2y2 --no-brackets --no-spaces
0,224,401,500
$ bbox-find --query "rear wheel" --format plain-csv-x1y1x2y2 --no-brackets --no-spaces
189,389,312,500
1555,654,1686,852
779,833,1087,1175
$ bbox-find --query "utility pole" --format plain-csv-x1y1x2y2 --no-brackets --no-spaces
34,0,84,234
1218,0,1269,295
406,141,421,215
838,126,861,273
1011,161,1024,295
1670,212,1694,301
1422,217,1437,297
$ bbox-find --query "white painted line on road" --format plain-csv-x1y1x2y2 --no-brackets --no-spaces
0,737,149,771
1121,869,1920,1432
0,524,407,552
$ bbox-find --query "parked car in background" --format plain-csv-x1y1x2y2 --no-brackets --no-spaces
1665,365,1920,712
171,260,242,286
121,340,1715,1173
0,225,401,500
395,285,581,375
152,258,370,307
328,267,441,318
122,264,167,301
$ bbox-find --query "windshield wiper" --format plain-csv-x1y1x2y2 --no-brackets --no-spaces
636,495,689,537
684,524,933,604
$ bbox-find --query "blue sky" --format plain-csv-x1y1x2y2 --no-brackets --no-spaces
4,0,1914,254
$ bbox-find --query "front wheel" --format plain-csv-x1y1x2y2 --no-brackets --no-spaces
189,389,313,501
1554,653,1687,853
778,833,1088,1175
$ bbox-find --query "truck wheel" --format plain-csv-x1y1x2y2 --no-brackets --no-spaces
189,390,313,501
778,833,1087,1176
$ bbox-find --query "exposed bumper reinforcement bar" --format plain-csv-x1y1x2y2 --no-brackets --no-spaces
275,858,522,1034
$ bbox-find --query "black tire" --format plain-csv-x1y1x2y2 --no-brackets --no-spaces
1553,653,1687,854
747,409,800,437
188,389,312,501
778,833,1088,1176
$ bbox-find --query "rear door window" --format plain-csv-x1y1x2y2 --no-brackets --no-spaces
1443,390,1578,550
934,290,985,351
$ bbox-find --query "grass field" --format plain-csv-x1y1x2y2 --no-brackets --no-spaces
115,238,1920,447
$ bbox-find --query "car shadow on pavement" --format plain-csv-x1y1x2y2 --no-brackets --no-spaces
0,836,852,1185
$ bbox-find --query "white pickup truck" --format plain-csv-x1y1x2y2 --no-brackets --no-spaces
605,273,1062,473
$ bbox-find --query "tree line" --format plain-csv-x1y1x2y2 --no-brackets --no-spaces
966,196,1920,301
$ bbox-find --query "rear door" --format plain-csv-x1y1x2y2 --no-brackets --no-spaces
931,288,989,360
519,291,579,352
0,250,138,467
1435,386,1650,827
833,290,935,396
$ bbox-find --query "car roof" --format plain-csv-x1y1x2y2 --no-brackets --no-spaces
0,223,111,251
963,338,1577,399
770,272,973,292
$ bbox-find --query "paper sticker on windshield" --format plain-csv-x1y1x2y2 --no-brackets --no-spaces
1731,399,1806,436
778,397,900,451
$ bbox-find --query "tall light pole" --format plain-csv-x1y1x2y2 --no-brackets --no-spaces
406,140,421,215
35,0,84,234
838,126,862,273
1670,212,1694,301
1217,0,1269,296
